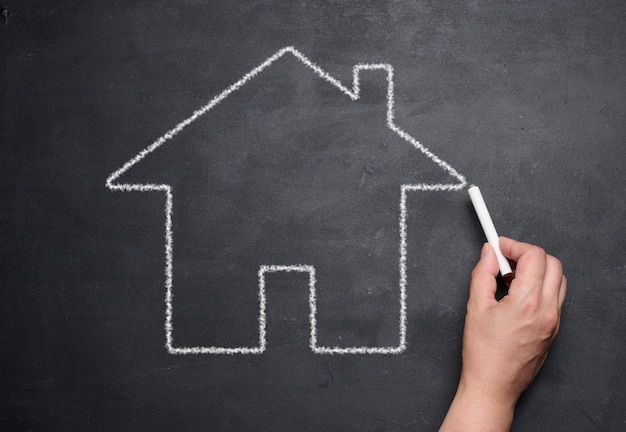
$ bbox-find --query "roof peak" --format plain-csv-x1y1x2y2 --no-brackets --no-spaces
106,46,466,190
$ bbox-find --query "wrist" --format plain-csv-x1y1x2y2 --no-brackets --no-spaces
439,378,515,432
457,373,519,411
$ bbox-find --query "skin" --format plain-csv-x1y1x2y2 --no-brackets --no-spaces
439,237,567,432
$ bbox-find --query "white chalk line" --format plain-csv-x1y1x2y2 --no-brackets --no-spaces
106,46,467,355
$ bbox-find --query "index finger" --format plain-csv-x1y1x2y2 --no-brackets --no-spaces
499,236,547,295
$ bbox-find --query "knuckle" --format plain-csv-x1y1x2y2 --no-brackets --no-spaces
470,266,481,280
543,309,560,332
547,255,563,274
527,245,547,260
519,295,541,316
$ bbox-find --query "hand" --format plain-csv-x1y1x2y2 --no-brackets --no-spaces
439,237,567,431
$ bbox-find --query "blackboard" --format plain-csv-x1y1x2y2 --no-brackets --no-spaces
2,1,625,430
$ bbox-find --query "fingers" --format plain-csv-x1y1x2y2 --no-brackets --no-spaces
542,255,564,304
499,237,567,310
500,237,547,292
499,236,536,262
557,276,567,310
553,276,568,335
471,237,567,314
469,243,500,304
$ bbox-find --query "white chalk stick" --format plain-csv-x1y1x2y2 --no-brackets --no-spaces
468,185,513,277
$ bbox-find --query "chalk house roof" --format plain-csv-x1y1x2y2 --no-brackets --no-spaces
106,46,466,191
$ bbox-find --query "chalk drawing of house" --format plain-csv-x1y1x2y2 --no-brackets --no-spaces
106,46,467,355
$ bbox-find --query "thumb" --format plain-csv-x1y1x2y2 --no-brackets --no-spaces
469,243,500,303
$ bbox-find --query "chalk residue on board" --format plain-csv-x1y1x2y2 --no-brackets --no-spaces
1,5,10,27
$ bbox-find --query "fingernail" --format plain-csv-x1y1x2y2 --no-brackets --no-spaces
481,243,489,259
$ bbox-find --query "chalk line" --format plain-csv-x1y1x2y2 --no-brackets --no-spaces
106,46,467,355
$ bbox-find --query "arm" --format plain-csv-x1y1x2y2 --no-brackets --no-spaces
439,237,567,432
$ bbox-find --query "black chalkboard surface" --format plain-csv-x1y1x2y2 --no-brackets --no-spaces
2,1,625,431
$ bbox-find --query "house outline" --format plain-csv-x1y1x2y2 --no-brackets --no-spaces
105,46,468,355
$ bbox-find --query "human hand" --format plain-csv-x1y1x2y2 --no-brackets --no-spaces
439,237,567,431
